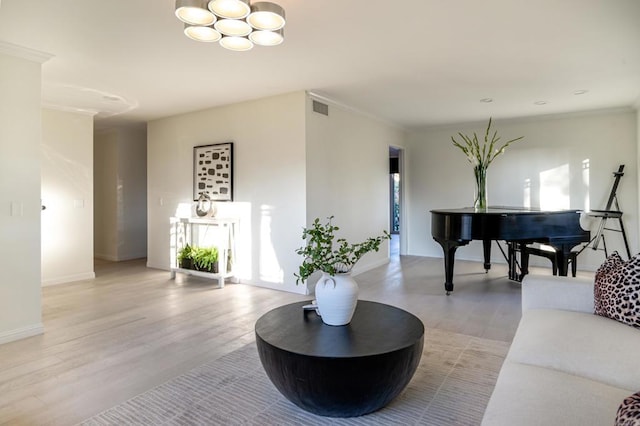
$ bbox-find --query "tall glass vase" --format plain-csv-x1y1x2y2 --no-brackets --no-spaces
473,165,488,211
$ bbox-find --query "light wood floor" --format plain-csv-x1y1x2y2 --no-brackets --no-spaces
0,250,550,425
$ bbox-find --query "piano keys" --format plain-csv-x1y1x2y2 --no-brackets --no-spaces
430,207,590,294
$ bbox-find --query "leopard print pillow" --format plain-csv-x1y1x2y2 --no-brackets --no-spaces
615,391,640,426
594,251,640,329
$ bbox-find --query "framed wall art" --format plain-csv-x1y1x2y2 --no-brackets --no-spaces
193,142,234,201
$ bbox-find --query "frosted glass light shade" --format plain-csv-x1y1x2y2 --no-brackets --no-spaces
249,28,284,46
176,0,285,49
208,0,250,19
220,36,254,51
175,0,216,25
247,2,285,30
184,24,222,42
214,19,252,36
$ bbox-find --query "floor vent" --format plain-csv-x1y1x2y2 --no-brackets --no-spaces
312,100,329,116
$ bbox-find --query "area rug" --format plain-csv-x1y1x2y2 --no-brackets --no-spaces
80,328,509,425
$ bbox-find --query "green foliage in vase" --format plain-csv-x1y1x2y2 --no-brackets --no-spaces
451,117,524,169
295,216,390,285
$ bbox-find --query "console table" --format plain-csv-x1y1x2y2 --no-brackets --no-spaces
255,300,424,417
169,216,238,288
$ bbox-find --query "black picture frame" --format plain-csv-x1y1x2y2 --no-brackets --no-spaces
193,142,234,201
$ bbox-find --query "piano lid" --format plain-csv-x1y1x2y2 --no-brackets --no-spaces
431,206,583,215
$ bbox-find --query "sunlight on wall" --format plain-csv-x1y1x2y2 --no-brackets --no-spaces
259,205,284,284
523,178,531,208
175,202,192,218
216,201,252,281
582,159,590,212
540,164,570,210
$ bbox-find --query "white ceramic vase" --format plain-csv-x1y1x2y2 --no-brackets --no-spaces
314,272,359,326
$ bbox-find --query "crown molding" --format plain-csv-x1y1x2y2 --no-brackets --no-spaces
413,106,637,133
41,103,98,117
0,40,53,63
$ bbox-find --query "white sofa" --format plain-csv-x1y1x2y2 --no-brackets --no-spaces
482,274,640,426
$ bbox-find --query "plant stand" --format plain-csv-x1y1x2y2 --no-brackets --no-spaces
170,217,238,288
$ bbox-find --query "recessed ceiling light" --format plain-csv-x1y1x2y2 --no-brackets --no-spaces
480,98,493,103
573,90,589,95
534,101,547,105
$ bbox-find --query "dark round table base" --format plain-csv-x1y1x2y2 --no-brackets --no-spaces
255,301,424,418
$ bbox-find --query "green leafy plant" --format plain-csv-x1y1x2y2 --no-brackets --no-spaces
295,216,390,284
193,246,219,273
177,243,196,269
450,117,524,169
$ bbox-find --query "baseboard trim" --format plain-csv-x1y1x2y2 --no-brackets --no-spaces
146,261,169,271
94,253,118,262
42,272,96,286
352,257,390,276
240,279,309,295
0,323,44,345
96,253,147,262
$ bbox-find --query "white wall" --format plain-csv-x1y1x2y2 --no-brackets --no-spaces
118,126,147,260
305,96,407,281
0,43,48,343
638,106,640,233
94,129,119,259
94,126,147,261
41,108,95,285
147,92,308,294
406,109,638,272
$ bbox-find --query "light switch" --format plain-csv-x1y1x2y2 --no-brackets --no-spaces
74,199,85,208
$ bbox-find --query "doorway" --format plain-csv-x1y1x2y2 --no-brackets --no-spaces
389,146,403,258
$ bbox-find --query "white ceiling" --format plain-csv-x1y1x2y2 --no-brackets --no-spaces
1,0,639,130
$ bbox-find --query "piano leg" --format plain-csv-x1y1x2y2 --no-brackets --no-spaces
546,243,577,277
433,237,466,294
507,243,517,280
555,246,570,276
483,239,492,272
519,242,530,281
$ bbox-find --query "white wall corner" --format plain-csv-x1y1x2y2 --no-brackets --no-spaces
0,323,44,345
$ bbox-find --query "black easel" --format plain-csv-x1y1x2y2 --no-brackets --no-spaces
582,165,631,259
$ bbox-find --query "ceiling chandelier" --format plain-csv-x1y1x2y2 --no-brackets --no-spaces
175,0,285,52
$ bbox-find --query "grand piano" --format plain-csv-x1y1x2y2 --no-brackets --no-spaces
431,207,590,293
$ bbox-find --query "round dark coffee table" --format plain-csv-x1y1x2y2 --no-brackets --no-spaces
255,300,424,417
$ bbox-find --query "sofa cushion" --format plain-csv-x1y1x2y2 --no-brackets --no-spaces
616,391,640,426
507,309,640,391
482,361,631,426
594,251,640,329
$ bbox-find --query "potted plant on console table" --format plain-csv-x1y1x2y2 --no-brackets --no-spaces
295,216,390,326
177,243,195,270
194,246,219,274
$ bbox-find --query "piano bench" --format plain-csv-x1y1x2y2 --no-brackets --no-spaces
523,245,578,277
